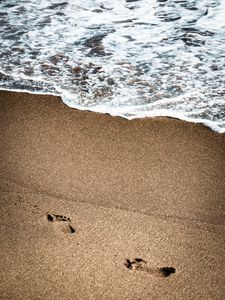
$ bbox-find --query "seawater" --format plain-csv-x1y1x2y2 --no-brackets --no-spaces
0,0,225,132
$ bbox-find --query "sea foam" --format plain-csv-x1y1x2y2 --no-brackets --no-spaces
0,0,225,132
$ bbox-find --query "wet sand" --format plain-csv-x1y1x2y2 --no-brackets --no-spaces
0,90,225,299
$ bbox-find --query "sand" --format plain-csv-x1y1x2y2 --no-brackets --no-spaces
0,90,225,299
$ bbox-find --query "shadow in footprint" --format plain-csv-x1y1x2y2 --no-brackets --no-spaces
124,258,175,277
46,213,75,234
69,224,75,234
159,267,176,277
47,213,54,222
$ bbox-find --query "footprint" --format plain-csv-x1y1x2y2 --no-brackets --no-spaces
46,213,75,234
47,213,70,222
124,258,175,277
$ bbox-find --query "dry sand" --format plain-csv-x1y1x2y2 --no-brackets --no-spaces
0,90,225,299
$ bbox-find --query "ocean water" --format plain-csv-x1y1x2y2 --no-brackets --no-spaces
0,0,225,132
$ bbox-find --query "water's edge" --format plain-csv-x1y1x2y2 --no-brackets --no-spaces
1,1,225,134
1,87,224,134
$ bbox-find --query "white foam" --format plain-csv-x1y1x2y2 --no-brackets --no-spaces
0,86,59,97
0,0,225,133
61,93,225,133
197,1,225,30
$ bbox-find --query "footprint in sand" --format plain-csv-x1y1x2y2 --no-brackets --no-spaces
124,258,175,277
46,213,75,234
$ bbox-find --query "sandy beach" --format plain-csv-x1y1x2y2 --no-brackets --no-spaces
0,90,225,299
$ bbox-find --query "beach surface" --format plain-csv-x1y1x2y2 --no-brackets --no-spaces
0,90,225,299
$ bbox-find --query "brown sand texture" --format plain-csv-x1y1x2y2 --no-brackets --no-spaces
0,90,225,299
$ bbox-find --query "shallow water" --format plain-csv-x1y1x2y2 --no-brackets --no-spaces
0,0,225,132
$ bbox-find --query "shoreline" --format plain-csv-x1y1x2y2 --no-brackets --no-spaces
0,87,224,133
1,90,225,299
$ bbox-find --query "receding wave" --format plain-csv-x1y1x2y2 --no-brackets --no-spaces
0,0,225,132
